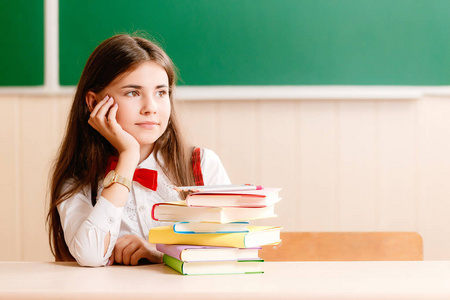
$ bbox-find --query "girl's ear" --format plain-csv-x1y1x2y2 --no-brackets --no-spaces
85,91,98,112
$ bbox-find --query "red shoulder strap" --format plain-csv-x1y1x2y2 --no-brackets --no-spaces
191,147,204,186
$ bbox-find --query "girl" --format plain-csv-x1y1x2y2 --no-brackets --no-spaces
47,34,231,267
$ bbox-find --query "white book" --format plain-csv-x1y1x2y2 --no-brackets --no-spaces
152,201,277,223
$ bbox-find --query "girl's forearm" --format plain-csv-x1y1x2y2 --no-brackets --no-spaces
100,151,138,257
102,151,139,207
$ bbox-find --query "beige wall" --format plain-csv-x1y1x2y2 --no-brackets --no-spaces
1,94,449,261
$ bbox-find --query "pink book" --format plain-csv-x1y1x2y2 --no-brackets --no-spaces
156,244,261,262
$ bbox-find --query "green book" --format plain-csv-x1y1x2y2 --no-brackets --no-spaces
163,254,264,275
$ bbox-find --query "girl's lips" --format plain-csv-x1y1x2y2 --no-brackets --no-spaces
136,121,159,129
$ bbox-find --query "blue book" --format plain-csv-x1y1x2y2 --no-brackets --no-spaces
172,222,249,234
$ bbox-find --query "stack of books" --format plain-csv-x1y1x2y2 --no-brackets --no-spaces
148,185,282,275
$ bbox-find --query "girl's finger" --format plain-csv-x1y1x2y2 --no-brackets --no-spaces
122,243,139,265
114,236,131,264
107,103,119,125
95,97,115,121
108,249,115,266
113,247,123,265
130,248,146,266
90,95,110,117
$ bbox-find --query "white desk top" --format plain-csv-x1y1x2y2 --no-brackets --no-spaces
1,261,449,299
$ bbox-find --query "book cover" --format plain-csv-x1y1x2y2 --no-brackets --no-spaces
185,187,282,208
151,201,277,223
174,184,263,193
156,244,261,262
163,254,264,275
173,222,250,234
149,225,282,248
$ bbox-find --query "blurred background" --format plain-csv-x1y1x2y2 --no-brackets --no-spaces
1,0,450,261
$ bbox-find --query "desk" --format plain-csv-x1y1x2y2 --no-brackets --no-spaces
1,261,449,299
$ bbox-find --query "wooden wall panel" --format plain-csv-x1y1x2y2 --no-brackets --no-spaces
177,100,219,152
20,96,55,261
215,101,259,185
297,100,339,230
417,96,450,260
257,101,297,230
338,101,379,231
378,100,417,230
0,96,21,260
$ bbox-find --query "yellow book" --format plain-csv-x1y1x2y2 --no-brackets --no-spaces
149,225,282,248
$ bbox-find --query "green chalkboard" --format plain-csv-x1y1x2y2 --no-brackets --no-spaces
59,0,450,86
0,0,44,86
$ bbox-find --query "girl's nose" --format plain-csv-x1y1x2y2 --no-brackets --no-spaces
141,95,157,114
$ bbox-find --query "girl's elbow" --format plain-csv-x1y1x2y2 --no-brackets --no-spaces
74,254,107,267
70,239,108,267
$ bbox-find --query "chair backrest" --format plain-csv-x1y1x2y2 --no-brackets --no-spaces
259,232,423,261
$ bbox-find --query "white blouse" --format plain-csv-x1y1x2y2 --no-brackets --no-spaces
57,149,231,267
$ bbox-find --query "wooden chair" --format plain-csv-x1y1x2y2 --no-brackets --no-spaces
259,232,423,261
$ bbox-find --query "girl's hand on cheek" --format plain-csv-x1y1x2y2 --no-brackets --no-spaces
88,95,140,157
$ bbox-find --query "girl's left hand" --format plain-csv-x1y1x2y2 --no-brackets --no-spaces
88,95,140,157
108,235,163,266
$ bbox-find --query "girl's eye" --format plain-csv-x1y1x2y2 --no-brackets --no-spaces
156,90,168,97
125,91,139,97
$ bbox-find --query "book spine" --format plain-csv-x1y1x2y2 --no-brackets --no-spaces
151,203,160,221
173,229,250,234
156,244,183,260
163,254,185,275
173,222,250,234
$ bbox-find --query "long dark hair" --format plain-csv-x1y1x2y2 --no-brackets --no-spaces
47,34,195,261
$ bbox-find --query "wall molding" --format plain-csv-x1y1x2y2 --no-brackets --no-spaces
1,85,450,100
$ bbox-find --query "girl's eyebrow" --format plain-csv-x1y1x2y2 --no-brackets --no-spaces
120,84,142,89
120,84,168,89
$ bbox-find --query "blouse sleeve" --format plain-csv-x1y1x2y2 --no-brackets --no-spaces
200,148,232,185
57,182,124,267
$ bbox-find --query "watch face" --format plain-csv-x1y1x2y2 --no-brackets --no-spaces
103,170,115,187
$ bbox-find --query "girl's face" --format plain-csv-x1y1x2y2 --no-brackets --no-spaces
98,61,171,156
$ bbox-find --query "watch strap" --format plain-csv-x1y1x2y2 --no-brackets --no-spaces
113,172,132,192
105,170,132,192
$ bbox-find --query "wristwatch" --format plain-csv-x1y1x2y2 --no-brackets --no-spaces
103,170,132,192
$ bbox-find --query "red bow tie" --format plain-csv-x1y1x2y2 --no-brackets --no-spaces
105,157,158,191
